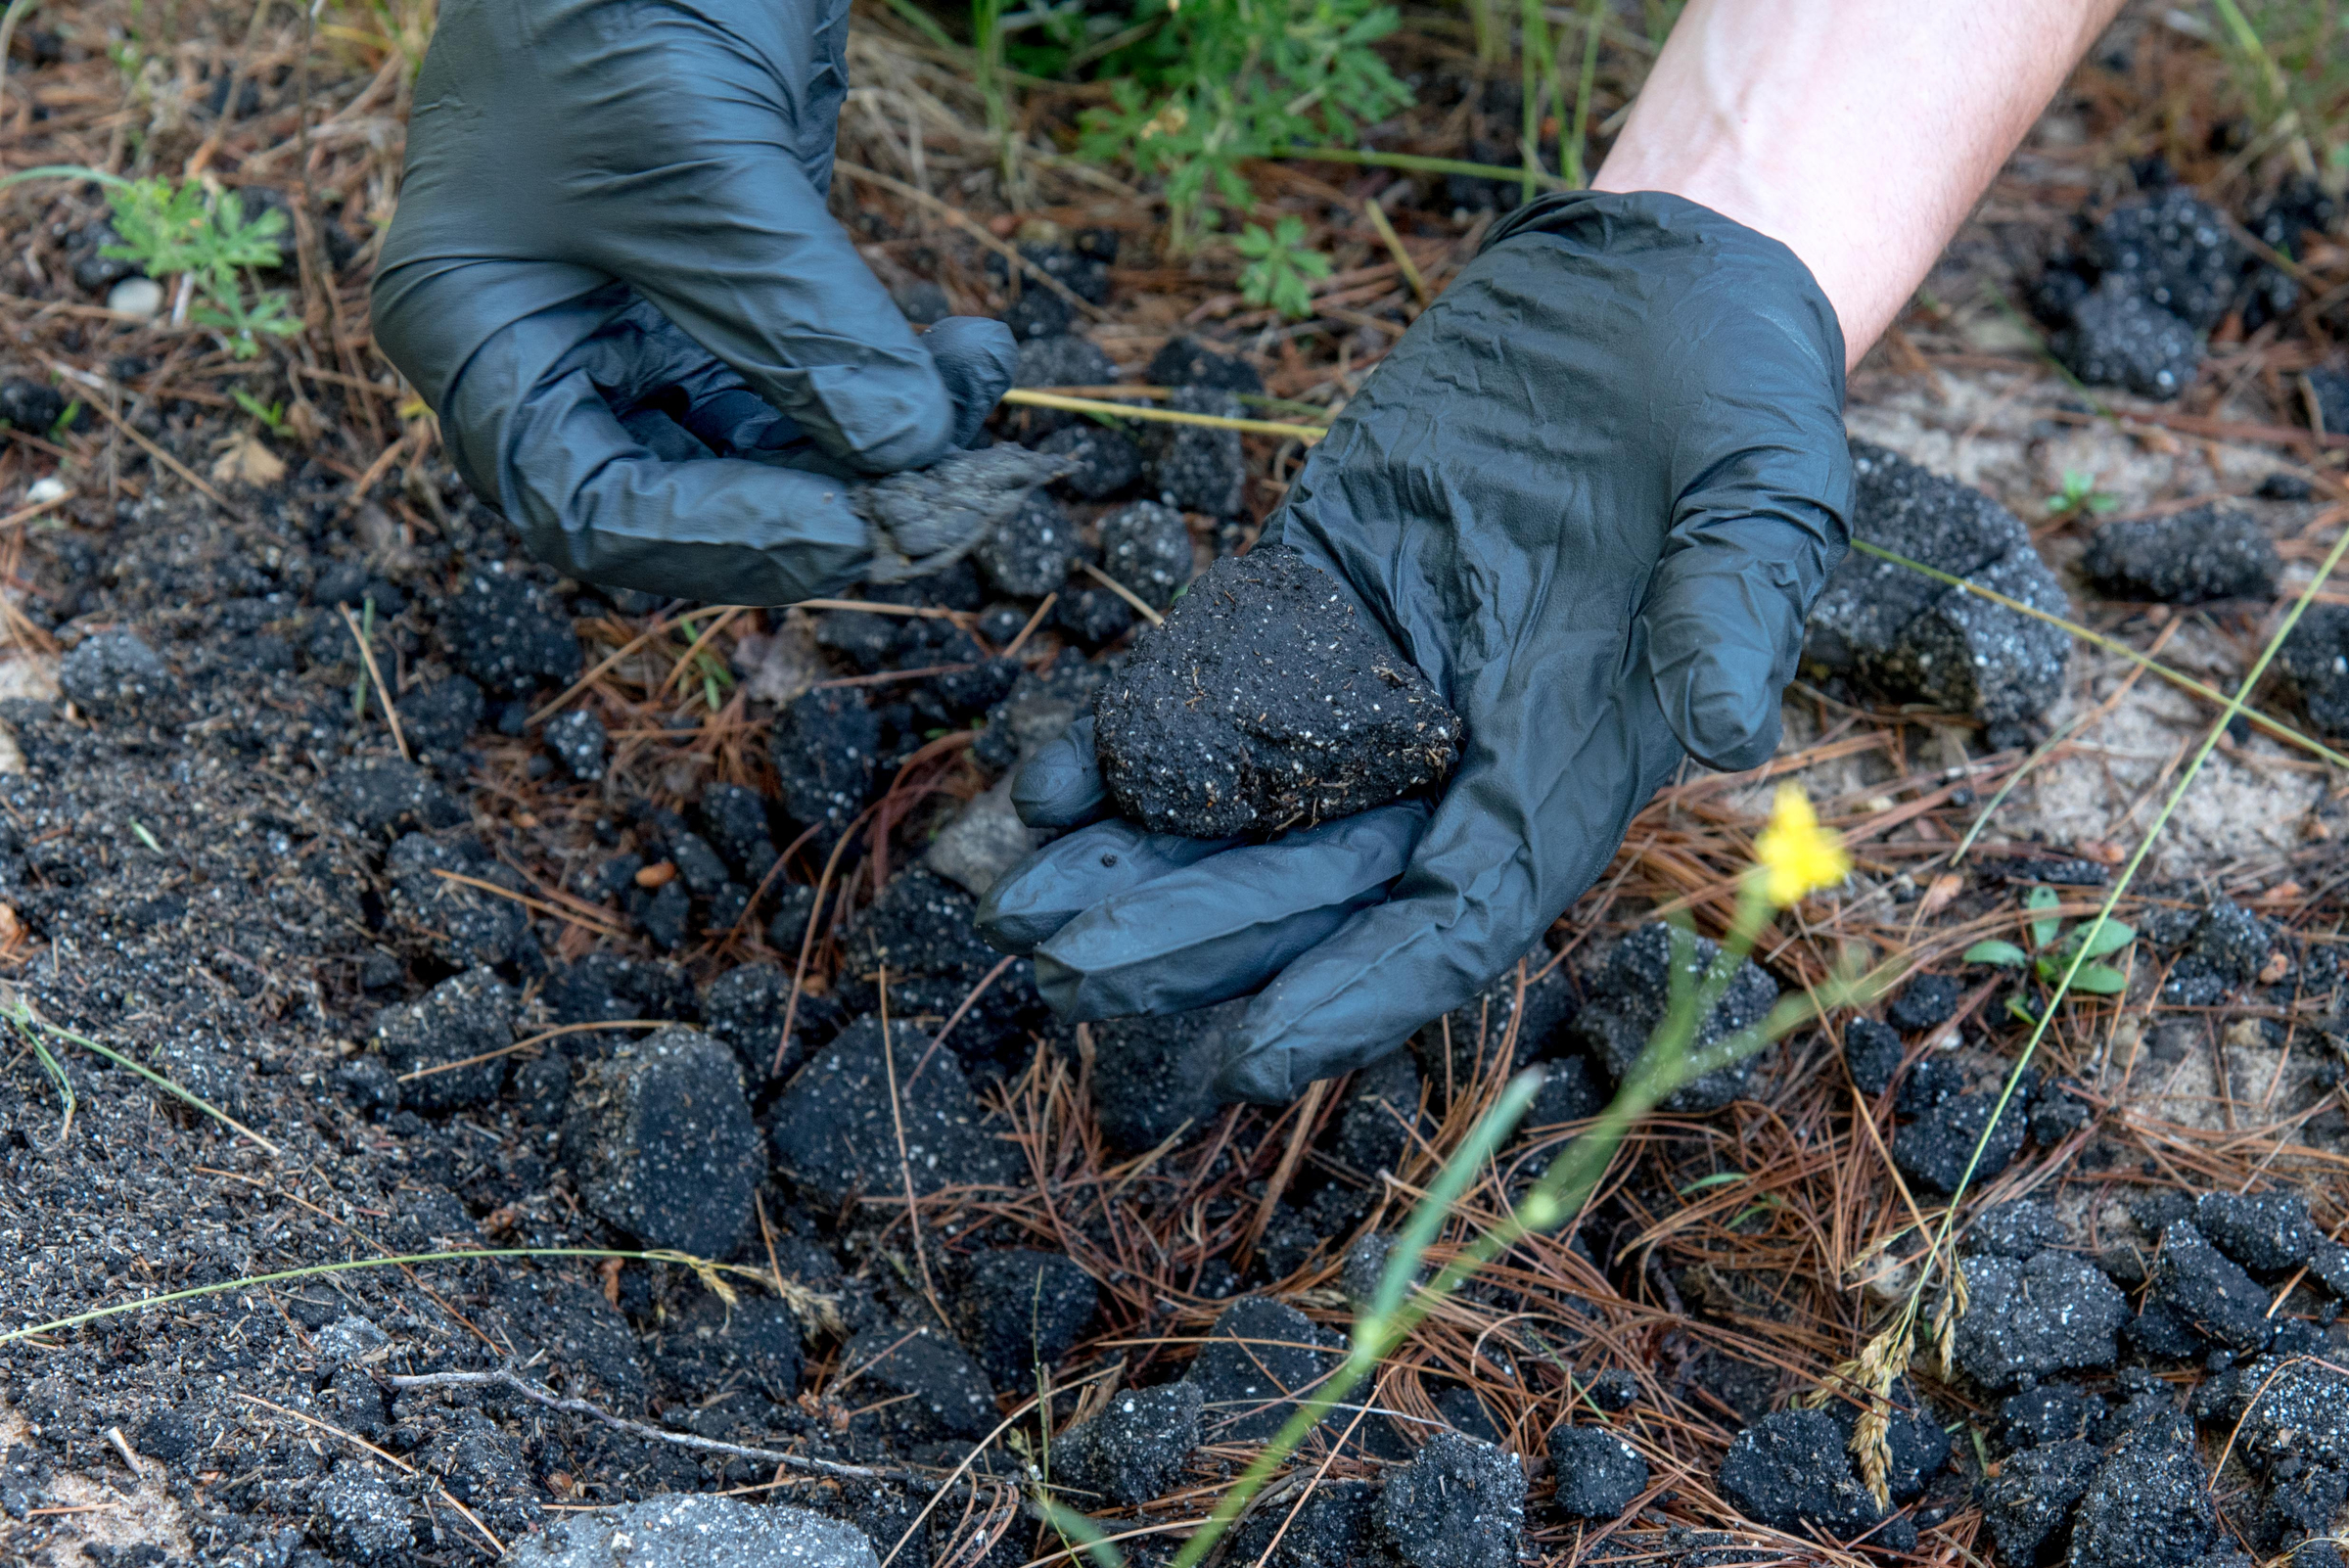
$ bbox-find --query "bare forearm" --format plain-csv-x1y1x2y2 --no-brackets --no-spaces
1593,0,2126,366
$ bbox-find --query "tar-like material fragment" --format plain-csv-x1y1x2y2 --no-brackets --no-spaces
2083,504,2279,603
1548,1427,1648,1519
1093,547,1462,837
1379,1432,1527,1568
559,1025,762,1259
1949,1249,2130,1390
1569,923,1779,1111
1048,1382,1204,1506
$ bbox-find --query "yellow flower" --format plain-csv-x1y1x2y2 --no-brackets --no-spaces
1754,784,1849,906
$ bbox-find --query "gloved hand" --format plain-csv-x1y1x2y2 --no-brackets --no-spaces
978,192,1852,1103
371,0,1017,605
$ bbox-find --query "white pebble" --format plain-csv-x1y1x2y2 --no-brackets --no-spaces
107,276,164,318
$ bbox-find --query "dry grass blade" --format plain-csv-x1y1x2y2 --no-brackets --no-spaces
1001,388,1328,442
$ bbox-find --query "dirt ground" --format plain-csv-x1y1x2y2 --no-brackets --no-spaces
1,3,2347,1567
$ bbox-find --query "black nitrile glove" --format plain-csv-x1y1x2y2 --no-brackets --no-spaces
977,192,1852,1104
371,0,1017,605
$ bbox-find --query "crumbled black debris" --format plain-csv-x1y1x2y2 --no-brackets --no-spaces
1048,1382,1204,1507
2001,1384,2106,1451
1184,1296,1341,1442
838,867,1044,1065
1097,498,1194,608
1892,1070,2032,1194
1570,923,1779,1112
645,1293,805,1404
1146,336,1266,397
767,1017,1017,1206
1222,1480,1388,1568
1967,1199,2073,1259
1093,547,1461,837
2158,899,2275,1005
1843,1017,1904,1097
559,1025,762,1258
0,375,68,432
396,673,485,761
386,831,541,970
1038,421,1143,500
853,445,1071,582
543,707,607,781
1053,581,1135,647
1007,333,1117,438
2065,1415,2219,1568
1518,1054,1605,1134
1804,440,2070,723
371,966,516,1113
1819,1375,1948,1503
312,1460,412,1560
2136,1219,2278,1356
1085,1002,1245,1154
441,568,581,696
1950,1249,2130,1390
950,1248,1099,1387
769,686,880,848
59,628,174,720
2279,604,2349,738
2092,188,2244,331
2083,504,2280,603
329,758,466,837
1886,972,1961,1033
840,1319,997,1444
1547,1426,1648,1519
1418,953,1580,1085
1143,387,1248,516
696,783,778,885
2194,1190,2322,1274
1715,1407,1895,1543
1983,1437,2099,1566
1379,1432,1526,1568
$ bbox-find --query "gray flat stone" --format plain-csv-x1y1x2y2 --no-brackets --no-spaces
508,1496,879,1568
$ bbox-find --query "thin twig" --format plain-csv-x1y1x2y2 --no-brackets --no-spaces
1078,561,1166,627
380,1369,922,1484
234,1393,507,1557
338,601,410,761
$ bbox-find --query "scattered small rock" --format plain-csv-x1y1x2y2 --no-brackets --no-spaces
1143,387,1247,516
543,709,607,781
1716,1407,1892,1541
1184,1296,1341,1442
1547,1426,1647,1519
1569,923,1779,1112
2083,504,2279,604
106,275,164,319
59,629,173,721
1981,1437,2098,1566
373,966,516,1113
330,758,466,837
1379,1432,1526,1568
769,687,880,847
1804,440,2070,724
1950,1249,2131,1391
1048,1381,1204,1506
1086,1001,1245,1153
507,1496,879,1568
2137,1219,2277,1356
839,1319,996,1442
1843,1017,1903,1097
1097,498,1194,609
768,1016,1017,1206
442,570,581,697
312,1460,412,1561
559,1025,762,1259
1093,547,1462,837
952,1248,1099,1387
1886,973,1961,1033
923,779,1046,899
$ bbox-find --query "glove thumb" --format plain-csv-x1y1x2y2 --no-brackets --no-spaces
922,317,1020,449
1640,536,1801,773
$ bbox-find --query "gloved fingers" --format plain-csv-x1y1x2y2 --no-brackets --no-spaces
1211,698,1684,1104
974,818,1241,954
1642,476,1849,773
556,296,818,465
577,112,965,473
1009,715,1108,829
1031,802,1428,1021
440,306,870,605
919,316,1021,448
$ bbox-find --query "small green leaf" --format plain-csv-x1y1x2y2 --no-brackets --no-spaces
2026,886,2061,948
2070,964,2130,994
1964,940,2028,967
1678,1171,1749,1195
2005,994,2041,1023
2071,918,2135,960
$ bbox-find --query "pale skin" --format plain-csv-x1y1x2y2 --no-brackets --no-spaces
1595,0,2132,369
